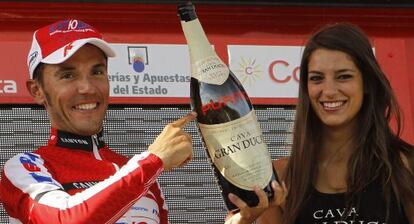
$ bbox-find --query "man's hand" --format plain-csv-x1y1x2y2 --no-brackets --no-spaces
225,180,287,224
148,112,196,171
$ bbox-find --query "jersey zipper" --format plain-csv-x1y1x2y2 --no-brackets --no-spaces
92,134,103,160
91,134,120,171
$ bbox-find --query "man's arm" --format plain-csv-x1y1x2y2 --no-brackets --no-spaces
0,112,195,224
1,151,163,223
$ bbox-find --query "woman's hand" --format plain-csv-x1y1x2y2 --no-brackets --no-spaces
224,180,287,224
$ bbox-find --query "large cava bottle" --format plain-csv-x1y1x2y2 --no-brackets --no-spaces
178,2,276,211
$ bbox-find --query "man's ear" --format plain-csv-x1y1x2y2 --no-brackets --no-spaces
26,80,45,105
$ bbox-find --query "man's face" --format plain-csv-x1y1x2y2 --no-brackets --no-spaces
36,44,109,136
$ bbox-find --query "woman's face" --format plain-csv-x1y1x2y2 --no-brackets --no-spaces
307,48,364,130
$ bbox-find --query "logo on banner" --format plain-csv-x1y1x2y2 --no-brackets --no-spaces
0,80,17,94
128,46,148,73
234,57,262,86
268,60,300,84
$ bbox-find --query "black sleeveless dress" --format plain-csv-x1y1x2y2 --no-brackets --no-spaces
295,181,409,224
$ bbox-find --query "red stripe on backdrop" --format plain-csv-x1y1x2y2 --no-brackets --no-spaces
407,38,414,144
375,38,414,144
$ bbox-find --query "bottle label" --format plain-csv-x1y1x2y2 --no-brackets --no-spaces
198,110,273,190
192,56,229,85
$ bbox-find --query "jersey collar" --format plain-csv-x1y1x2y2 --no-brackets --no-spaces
48,128,106,151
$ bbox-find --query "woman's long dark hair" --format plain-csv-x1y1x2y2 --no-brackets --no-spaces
283,23,414,223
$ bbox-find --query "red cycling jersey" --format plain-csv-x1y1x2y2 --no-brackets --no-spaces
0,128,168,224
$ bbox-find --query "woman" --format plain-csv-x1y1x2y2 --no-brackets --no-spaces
226,23,414,224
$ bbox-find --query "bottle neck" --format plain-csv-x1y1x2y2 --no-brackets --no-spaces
180,18,229,85
181,18,216,62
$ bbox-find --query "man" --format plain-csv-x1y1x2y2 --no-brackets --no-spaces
0,19,195,224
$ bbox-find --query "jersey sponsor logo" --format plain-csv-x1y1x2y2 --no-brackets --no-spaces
63,42,74,57
29,51,38,68
62,181,100,191
54,130,105,151
129,206,159,216
29,172,54,183
49,19,94,36
19,155,41,172
59,137,89,145
116,195,160,224
19,153,59,186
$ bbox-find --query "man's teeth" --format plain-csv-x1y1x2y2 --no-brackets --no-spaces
323,101,344,108
75,103,97,110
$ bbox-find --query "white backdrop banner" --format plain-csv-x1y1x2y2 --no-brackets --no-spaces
107,44,303,103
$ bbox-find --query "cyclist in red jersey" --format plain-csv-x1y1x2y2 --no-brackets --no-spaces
0,19,196,224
